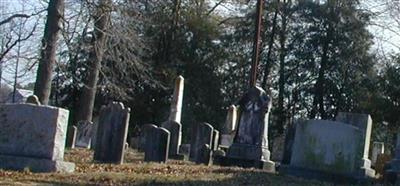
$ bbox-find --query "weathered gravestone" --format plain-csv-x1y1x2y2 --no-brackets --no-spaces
0,104,75,172
75,121,94,149
217,86,275,171
220,105,237,147
371,142,384,167
281,117,375,181
211,130,220,151
94,102,130,164
66,125,77,148
190,122,214,164
161,120,184,159
385,129,400,183
144,125,170,163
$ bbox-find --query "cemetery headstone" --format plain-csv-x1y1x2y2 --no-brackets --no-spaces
75,121,94,149
90,116,99,150
94,102,130,164
0,103,75,172
385,129,400,183
26,95,40,105
190,122,214,164
217,86,275,171
139,124,157,152
371,142,384,166
144,125,170,163
211,130,220,151
162,120,182,157
66,125,77,149
280,117,375,181
220,105,237,147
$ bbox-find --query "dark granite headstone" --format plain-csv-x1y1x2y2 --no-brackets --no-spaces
189,122,214,164
93,102,130,164
161,120,182,156
66,125,77,149
144,125,170,163
218,86,275,171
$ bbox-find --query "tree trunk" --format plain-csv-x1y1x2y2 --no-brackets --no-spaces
33,0,64,105
261,1,279,90
76,0,110,122
277,0,288,134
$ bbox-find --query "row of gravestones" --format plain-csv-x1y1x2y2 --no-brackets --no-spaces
0,95,132,172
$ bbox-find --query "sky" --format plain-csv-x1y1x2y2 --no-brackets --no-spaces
1,0,399,88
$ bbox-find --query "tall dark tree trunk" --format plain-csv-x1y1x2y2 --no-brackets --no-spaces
34,0,64,105
76,0,110,122
277,0,289,134
262,1,279,90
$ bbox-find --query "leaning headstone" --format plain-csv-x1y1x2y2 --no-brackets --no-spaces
189,122,214,164
161,120,183,158
280,118,375,181
144,125,170,163
94,102,130,164
371,142,384,166
0,104,75,172
75,121,94,149
217,86,275,172
168,76,184,123
66,125,77,149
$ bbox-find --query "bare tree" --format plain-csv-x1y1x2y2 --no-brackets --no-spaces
34,0,64,105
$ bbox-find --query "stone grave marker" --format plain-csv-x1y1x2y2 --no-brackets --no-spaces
217,86,275,171
385,129,400,183
371,142,384,166
66,125,77,148
168,75,184,123
75,121,94,149
94,102,130,164
220,105,237,147
211,130,220,151
161,120,184,159
26,95,40,105
139,124,157,152
0,103,75,172
144,125,170,163
190,122,214,164
281,116,375,181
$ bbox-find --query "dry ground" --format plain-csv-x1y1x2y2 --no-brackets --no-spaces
0,148,381,185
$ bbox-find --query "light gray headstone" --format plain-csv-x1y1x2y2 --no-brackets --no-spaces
371,142,384,166
0,104,74,172
168,76,184,123
144,125,170,163
75,121,93,149
223,105,237,134
189,122,214,164
94,102,130,164
161,120,182,156
289,120,374,177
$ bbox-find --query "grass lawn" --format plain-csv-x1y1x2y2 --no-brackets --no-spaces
0,148,381,185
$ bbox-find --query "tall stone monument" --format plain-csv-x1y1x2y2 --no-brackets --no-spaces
94,102,130,164
218,87,275,171
162,76,185,159
0,103,75,172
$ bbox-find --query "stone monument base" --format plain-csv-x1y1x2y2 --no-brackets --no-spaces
0,154,75,173
279,165,375,183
